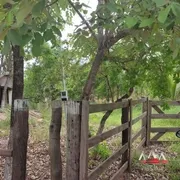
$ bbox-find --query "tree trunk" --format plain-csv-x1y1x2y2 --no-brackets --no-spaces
81,46,106,100
1,76,9,108
4,45,24,180
96,88,134,135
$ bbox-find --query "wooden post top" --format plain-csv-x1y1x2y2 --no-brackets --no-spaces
14,99,28,111
52,100,62,108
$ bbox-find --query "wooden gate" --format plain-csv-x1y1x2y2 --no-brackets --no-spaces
149,100,180,142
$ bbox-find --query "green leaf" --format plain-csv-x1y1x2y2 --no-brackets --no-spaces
43,29,54,41
106,2,118,12
52,26,62,37
125,17,138,28
32,41,41,57
19,24,29,34
153,0,169,7
2,36,11,55
171,2,180,18
34,32,44,45
16,1,33,26
173,47,179,59
21,34,32,46
139,18,154,27
32,0,45,16
40,22,48,32
7,29,22,45
0,29,8,40
6,11,14,26
158,5,171,23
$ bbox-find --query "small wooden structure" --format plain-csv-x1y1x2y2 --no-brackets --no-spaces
0,73,12,108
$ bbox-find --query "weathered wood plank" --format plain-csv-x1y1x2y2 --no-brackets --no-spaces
12,99,29,180
151,132,165,141
66,101,81,180
150,100,180,106
132,112,147,125
151,114,180,119
146,102,152,146
110,161,128,180
131,98,146,106
0,149,12,157
88,122,128,148
79,100,89,180
88,143,128,180
151,127,180,132
142,97,148,146
149,140,180,145
121,104,129,166
49,100,62,180
128,99,132,172
132,127,145,143
152,105,164,114
89,100,128,113
136,137,146,150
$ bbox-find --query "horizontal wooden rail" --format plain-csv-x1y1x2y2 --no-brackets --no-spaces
132,127,145,143
89,100,128,113
150,140,180,144
150,100,180,106
0,149,12,157
131,98,146,106
151,114,180,119
132,112,147,125
151,127,180,132
110,161,128,180
88,122,128,148
136,137,146,150
88,143,128,180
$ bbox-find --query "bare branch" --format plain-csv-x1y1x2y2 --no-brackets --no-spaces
46,0,58,7
68,0,98,42
107,29,131,48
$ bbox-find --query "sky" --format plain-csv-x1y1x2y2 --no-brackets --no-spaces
62,0,98,39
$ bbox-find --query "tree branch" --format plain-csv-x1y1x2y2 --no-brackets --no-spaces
46,0,58,7
107,29,131,48
68,0,97,42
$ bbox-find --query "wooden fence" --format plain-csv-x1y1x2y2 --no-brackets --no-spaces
150,100,180,142
1,98,179,180
66,97,150,180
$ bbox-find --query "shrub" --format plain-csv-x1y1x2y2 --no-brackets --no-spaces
90,142,111,161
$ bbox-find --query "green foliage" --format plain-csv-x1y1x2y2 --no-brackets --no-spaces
0,0,70,56
90,142,111,160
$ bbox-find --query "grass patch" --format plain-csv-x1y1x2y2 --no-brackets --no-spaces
168,142,180,179
89,141,111,161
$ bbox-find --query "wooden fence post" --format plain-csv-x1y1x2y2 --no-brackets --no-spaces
12,99,29,180
121,99,129,166
142,97,148,146
79,100,89,180
66,101,81,180
128,99,132,172
49,100,62,180
146,100,152,146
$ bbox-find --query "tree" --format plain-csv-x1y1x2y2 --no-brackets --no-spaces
69,0,180,101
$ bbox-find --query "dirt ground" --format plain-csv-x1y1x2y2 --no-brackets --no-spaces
0,137,178,180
